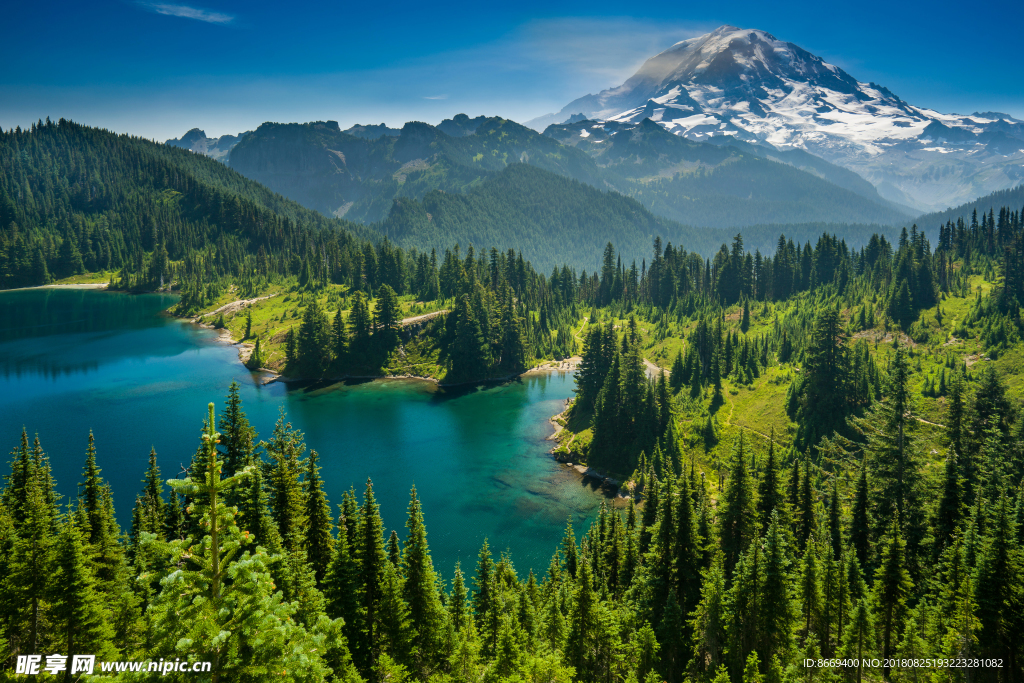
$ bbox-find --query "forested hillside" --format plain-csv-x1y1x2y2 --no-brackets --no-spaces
0,118,374,293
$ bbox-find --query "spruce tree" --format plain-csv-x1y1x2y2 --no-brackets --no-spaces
218,381,255,478
850,463,870,570
356,478,388,680
144,404,340,682
401,486,445,671
872,521,913,678
720,433,758,573
303,449,334,584
50,517,116,674
757,430,784,532
80,431,104,544
262,411,307,552
296,296,332,377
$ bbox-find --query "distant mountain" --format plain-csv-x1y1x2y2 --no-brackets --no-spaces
164,128,250,161
377,163,905,271
528,25,1024,213
225,117,607,223
212,113,909,231
543,117,912,227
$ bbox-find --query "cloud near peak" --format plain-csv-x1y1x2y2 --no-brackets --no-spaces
140,2,234,24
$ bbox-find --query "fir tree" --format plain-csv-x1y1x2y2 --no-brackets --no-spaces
720,433,758,573
303,449,334,584
401,486,446,672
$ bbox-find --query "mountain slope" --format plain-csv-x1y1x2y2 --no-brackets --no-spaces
530,25,1024,213
377,163,703,271
226,117,610,223
543,118,912,227
209,113,910,231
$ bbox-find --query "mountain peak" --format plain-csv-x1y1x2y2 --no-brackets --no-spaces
528,25,1024,212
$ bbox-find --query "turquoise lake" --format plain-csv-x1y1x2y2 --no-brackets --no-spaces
0,287,606,575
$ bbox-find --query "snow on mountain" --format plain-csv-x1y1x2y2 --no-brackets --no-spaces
529,25,1024,213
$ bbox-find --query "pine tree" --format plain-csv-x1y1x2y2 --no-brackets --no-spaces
757,430,784,532
669,350,685,393
325,510,362,657
689,551,727,676
472,539,495,648
356,478,388,680
296,296,333,376
760,510,795,664
798,541,822,648
218,381,255,478
565,561,600,680
401,486,446,672
872,521,913,678
50,517,116,675
387,530,400,567
303,449,334,584
6,453,56,654
373,284,401,345
80,431,104,543
262,411,307,551
933,452,963,559
720,433,758,573
851,463,870,570
144,403,340,682
333,306,349,361
350,291,372,349
973,494,1020,673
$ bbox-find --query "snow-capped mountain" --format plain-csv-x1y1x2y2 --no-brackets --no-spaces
528,25,1024,213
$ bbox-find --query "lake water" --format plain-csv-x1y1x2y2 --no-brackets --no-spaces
0,287,605,576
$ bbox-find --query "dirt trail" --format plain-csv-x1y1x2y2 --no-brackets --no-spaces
199,294,277,319
400,309,448,327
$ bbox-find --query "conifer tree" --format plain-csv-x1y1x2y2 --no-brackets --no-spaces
262,411,307,552
325,510,361,655
349,292,372,349
851,463,870,570
356,478,388,680
387,530,401,567
6,454,56,654
303,449,334,584
296,296,333,376
760,510,795,664
720,433,758,573
218,381,255,478
565,561,599,680
51,517,116,674
690,551,727,677
973,494,1020,672
872,521,913,678
333,306,349,361
933,452,963,560
757,430,784,532
798,541,822,648
77,430,105,540
144,404,340,682
401,486,446,671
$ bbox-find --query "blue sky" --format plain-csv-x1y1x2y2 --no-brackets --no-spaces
2,0,1022,140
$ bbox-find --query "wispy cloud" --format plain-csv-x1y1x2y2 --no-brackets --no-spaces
423,94,448,100
515,17,712,81
140,2,234,24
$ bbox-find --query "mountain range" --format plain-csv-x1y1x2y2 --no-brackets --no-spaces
161,24,1023,259
528,25,1024,213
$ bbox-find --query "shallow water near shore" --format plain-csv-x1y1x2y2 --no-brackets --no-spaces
0,287,605,574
